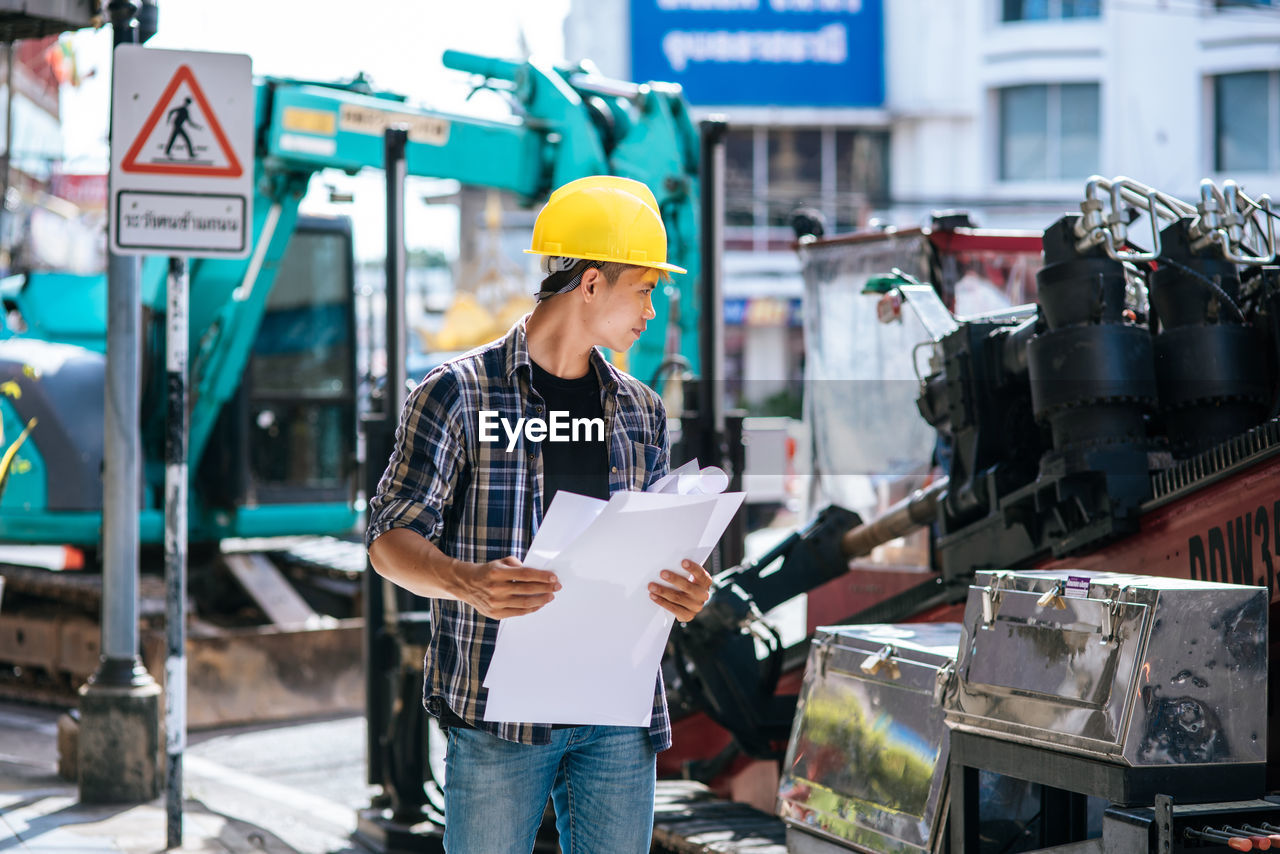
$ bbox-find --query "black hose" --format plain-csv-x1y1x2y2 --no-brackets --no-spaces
1155,254,1246,323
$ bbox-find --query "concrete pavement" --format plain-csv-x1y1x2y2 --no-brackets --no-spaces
0,701,378,853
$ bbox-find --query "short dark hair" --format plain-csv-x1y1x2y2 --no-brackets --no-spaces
596,262,672,284
596,261,636,283
536,259,668,301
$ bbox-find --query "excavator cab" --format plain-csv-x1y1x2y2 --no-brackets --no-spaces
196,215,358,521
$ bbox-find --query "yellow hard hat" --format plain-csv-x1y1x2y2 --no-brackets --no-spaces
525,175,687,275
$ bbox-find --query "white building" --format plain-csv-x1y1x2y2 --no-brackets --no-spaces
891,0,1280,228
568,0,1280,231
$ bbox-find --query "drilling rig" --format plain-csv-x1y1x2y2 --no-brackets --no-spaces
652,175,1280,854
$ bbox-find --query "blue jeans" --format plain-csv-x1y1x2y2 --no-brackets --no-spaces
443,724,656,854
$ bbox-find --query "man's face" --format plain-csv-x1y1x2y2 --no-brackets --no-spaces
586,266,661,352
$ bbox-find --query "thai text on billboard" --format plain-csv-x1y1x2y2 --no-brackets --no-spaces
630,0,884,108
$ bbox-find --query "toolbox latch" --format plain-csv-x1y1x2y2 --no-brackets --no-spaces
980,572,1008,627
814,634,834,679
860,644,900,679
1100,584,1131,645
933,660,956,705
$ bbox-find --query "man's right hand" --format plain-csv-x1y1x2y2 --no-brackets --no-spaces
454,556,560,620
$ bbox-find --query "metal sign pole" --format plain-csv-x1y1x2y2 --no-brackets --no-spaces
100,2,146,689
164,255,189,848
78,4,162,808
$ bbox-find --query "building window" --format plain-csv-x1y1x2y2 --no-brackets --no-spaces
723,126,889,249
766,129,822,228
1002,0,1100,21
1214,70,1279,172
836,129,889,229
998,83,1100,181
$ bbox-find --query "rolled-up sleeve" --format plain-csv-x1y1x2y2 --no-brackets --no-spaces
365,366,466,548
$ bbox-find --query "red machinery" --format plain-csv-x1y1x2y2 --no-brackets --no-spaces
660,178,1280,825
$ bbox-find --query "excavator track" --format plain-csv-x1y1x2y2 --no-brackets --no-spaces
0,536,368,724
0,564,167,616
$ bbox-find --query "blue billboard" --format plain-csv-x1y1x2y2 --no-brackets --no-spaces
630,0,884,108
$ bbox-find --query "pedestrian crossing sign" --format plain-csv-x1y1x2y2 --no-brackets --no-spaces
109,46,253,258
120,64,243,178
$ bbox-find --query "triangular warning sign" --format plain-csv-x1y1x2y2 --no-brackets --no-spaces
120,64,244,178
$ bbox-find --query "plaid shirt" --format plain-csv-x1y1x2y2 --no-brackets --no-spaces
366,318,673,751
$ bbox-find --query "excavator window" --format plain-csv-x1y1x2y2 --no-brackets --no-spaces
194,215,358,507
244,216,357,505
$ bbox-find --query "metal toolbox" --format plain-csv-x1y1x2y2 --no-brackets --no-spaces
778,623,962,854
948,570,1268,771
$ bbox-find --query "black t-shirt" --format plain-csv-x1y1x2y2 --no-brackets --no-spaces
439,359,610,731
529,360,610,504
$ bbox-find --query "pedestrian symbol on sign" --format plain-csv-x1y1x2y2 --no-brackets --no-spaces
120,64,243,178
164,97,204,160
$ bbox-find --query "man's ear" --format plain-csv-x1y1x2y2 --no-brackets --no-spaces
580,267,603,301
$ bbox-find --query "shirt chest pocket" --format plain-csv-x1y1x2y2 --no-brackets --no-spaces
629,440,663,492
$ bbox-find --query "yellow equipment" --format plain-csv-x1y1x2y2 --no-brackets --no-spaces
420,190,535,353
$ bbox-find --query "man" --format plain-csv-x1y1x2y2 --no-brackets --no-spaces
366,175,713,853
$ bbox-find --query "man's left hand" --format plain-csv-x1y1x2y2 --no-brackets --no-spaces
649,559,712,623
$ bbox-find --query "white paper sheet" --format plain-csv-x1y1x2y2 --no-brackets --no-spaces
648,460,730,496
522,491,606,569
482,469,745,726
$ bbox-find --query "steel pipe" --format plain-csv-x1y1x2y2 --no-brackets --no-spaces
841,477,947,558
